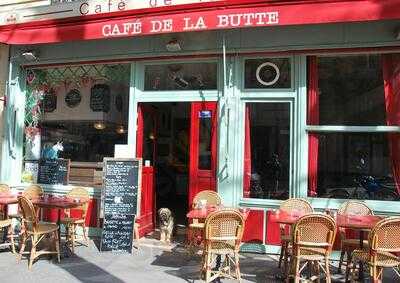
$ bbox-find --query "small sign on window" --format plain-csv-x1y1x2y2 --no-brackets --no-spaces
199,110,211,118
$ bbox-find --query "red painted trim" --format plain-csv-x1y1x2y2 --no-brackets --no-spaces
188,102,218,207
3,0,400,44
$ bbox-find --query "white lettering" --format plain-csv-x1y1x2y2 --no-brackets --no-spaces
150,19,172,32
131,21,142,34
268,12,279,24
217,12,279,28
112,24,121,35
217,15,229,27
102,24,111,37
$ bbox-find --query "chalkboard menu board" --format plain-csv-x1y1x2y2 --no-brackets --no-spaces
43,89,57,113
37,158,70,185
101,158,141,253
90,84,110,112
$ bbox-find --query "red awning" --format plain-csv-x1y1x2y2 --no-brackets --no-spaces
1,0,400,45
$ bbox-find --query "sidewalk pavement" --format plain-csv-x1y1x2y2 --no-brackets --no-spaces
0,236,397,282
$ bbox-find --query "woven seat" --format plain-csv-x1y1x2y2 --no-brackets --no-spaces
189,222,205,229
202,209,244,282
349,217,400,282
61,187,90,254
287,213,336,283
60,217,85,224
26,223,59,235
18,196,60,269
353,250,400,268
187,190,221,254
337,201,373,275
277,198,313,274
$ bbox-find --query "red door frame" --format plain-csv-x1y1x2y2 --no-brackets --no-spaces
136,101,218,236
136,103,157,236
188,102,218,207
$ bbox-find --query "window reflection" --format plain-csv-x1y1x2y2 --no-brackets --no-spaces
243,103,290,200
311,133,398,201
144,63,217,91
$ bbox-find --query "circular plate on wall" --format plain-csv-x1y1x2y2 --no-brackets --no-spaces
65,89,81,108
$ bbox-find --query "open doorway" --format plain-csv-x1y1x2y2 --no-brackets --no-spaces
137,101,218,234
140,102,191,226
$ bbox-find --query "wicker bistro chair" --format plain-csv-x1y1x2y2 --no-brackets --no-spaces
17,196,60,269
286,213,337,283
337,201,373,274
0,219,15,254
349,217,400,283
278,198,314,273
23,184,44,199
0,184,10,219
60,187,90,253
188,190,222,253
202,209,245,283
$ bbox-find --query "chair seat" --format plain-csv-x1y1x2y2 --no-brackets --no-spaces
296,247,326,261
27,223,59,235
207,241,236,254
189,222,205,229
353,249,400,268
0,219,12,228
61,217,85,225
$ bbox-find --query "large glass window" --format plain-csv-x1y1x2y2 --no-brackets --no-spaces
144,62,217,91
243,103,291,200
23,64,130,187
307,54,400,201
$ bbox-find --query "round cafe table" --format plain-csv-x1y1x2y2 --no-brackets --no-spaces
270,210,384,280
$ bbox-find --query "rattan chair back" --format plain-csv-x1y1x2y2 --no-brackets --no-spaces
293,213,336,255
338,201,373,216
18,196,38,233
279,198,313,214
369,217,400,253
66,187,90,219
0,184,10,193
23,184,44,199
204,209,244,250
193,190,221,208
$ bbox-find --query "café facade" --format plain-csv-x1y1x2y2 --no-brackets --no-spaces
0,0,400,253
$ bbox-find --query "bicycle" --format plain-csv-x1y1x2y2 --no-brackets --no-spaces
326,174,399,201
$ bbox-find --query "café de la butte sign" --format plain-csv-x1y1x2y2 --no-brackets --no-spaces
0,0,223,26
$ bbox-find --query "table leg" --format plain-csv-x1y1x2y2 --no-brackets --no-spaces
358,230,365,281
1,204,8,243
57,209,61,247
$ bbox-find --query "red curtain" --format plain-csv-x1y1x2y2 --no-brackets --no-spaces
307,56,319,197
382,54,400,195
243,105,252,198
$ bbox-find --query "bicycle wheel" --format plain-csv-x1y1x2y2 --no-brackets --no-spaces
326,189,350,199
374,189,399,201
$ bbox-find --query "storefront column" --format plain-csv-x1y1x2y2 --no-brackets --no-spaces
0,44,9,178
217,54,238,206
1,54,25,183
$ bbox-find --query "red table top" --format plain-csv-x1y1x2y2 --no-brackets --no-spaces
186,206,249,220
270,210,384,230
0,192,21,205
336,214,383,230
33,197,86,209
269,210,305,225
0,193,85,209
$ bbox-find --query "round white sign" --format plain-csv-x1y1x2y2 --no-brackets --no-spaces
256,62,280,86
